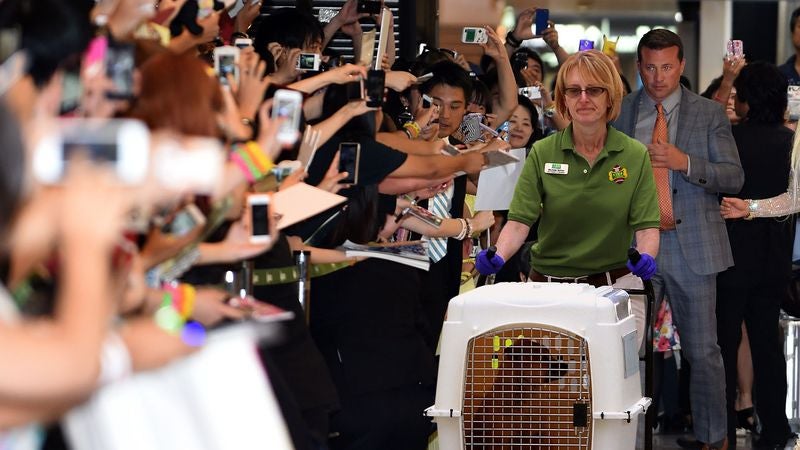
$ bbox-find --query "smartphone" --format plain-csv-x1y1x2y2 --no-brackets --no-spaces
247,194,271,244
366,69,385,108
296,53,321,71
346,79,365,101
33,118,150,184
338,142,361,185
461,27,488,45
162,204,206,236
727,39,744,59
579,39,594,51
228,0,260,18
214,46,240,87
535,8,550,36
512,51,528,71
453,113,485,144
414,72,433,85
272,89,303,145
318,7,338,23
60,64,82,115
373,7,391,70
518,86,542,100
357,0,382,15
422,93,432,109
105,41,135,100
234,38,252,49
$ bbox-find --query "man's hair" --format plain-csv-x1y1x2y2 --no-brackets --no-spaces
420,61,473,101
734,61,788,124
252,9,324,62
0,0,91,87
637,28,684,61
791,6,800,33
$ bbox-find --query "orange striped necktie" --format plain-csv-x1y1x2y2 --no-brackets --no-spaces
653,103,675,230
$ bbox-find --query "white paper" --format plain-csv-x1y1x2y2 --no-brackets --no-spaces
271,182,347,230
65,325,292,450
474,148,527,211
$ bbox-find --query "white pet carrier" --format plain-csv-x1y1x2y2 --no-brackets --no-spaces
426,282,650,450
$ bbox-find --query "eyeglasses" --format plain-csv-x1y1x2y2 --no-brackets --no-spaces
563,87,607,98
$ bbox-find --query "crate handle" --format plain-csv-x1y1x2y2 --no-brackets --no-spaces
593,397,652,423
423,406,462,418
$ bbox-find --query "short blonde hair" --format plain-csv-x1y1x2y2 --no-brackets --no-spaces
554,50,625,122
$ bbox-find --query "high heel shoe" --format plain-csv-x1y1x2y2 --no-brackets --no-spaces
736,406,756,433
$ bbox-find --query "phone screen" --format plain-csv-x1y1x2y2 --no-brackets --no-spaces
251,203,270,237
60,68,82,115
338,143,359,184
464,28,477,43
105,43,135,99
366,70,385,107
535,9,549,35
63,142,118,164
298,53,318,70
164,209,200,236
218,54,236,85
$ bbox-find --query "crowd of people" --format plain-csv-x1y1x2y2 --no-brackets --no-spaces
2,0,800,449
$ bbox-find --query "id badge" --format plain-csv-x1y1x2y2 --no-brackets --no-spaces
544,163,568,175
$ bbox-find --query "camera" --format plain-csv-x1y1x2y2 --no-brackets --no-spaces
518,86,542,100
296,53,321,72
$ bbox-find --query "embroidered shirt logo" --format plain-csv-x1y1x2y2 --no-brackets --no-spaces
608,165,628,184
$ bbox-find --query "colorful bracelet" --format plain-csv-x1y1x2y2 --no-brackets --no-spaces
230,141,275,183
403,121,421,139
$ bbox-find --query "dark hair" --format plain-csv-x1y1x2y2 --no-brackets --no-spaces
409,48,455,77
470,78,491,111
252,9,324,62
734,61,787,124
791,6,800,33
511,48,545,78
0,0,91,87
516,94,543,148
700,76,723,99
637,29,684,62
420,61,473,101
0,101,25,240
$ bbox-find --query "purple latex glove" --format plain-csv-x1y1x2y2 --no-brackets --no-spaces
626,252,657,280
476,249,505,275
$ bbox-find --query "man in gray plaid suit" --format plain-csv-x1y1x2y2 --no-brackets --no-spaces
613,29,744,450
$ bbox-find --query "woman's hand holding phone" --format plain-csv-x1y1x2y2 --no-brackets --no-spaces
234,48,271,121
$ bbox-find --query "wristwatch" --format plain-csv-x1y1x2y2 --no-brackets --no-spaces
543,105,556,118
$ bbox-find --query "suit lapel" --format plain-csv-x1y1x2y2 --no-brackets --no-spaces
675,86,697,153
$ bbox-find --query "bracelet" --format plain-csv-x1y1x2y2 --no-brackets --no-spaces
230,141,275,183
402,127,413,140
505,31,522,48
465,217,473,238
403,121,421,139
543,105,556,118
455,218,468,240
744,199,757,220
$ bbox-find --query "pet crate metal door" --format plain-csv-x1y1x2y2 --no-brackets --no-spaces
462,325,591,449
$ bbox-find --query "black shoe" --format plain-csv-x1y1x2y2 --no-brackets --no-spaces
752,431,796,449
736,406,756,433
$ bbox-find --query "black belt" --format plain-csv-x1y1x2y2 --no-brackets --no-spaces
528,267,631,287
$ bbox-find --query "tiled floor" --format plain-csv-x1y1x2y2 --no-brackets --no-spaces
639,425,798,449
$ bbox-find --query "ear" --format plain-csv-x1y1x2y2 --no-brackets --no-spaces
267,43,283,61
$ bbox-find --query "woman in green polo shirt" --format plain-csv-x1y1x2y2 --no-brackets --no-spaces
476,50,660,286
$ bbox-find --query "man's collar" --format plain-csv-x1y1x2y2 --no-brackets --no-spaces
642,86,682,115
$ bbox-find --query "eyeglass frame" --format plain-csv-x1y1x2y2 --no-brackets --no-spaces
563,86,608,98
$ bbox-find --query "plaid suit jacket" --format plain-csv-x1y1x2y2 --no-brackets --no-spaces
612,86,744,275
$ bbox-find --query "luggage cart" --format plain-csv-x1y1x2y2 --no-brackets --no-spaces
427,248,656,450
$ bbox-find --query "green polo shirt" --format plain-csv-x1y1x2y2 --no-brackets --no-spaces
508,124,660,277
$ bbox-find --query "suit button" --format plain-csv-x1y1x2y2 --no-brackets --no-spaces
672,189,677,194
676,219,682,225
699,178,707,184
